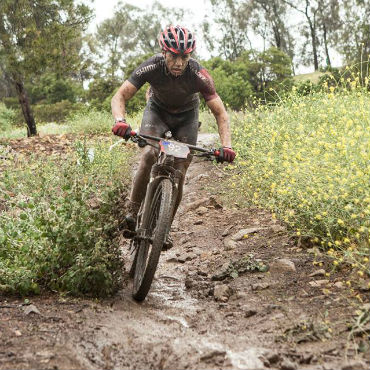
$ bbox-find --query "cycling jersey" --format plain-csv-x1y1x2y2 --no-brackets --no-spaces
128,54,218,113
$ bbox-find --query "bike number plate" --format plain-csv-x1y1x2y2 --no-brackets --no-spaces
159,140,190,159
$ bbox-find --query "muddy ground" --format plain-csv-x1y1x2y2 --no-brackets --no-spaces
0,134,369,370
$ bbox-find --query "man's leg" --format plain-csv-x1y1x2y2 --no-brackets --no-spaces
126,100,168,230
128,146,157,210
171,156,192,218
170,107,199,220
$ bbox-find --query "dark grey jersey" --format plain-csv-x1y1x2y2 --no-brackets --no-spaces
128,54,218,113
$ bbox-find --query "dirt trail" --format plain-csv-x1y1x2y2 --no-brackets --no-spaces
1,134,369,370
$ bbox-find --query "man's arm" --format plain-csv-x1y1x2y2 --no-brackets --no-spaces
111,80,138,119
206,96,232,148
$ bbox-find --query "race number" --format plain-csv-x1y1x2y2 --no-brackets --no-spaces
159,140,190,159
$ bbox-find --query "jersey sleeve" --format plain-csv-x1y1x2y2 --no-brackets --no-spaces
196,68,219,102
127,56,159,90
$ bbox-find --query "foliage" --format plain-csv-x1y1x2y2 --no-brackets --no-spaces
203,58,254,110
0,102,17,132
67,109,114,135
87,77,121,111
0,140,134,296
247,0,294,60
27,73,81,104
32,101,85,123
229,82,370,277
0,0,92,135
0,0,92,79
203,0,251,60
93,1,185,79
335,0,370,66
202,48,293,109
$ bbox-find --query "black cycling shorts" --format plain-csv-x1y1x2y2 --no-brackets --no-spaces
139,98,199,145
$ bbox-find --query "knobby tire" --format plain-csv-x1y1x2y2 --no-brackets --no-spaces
132,178,173,301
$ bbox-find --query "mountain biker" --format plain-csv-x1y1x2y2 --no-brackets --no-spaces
111,25,236,236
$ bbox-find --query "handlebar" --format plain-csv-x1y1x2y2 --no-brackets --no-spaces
129,130,220,158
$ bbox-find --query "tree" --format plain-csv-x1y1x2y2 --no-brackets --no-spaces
95,4,139,80
203,0,252,60
282,0,342,71
247,0,294,59
201,48,292,109
282,0,321,71
0,0,91,136
94,1,185,80
335,0,370,69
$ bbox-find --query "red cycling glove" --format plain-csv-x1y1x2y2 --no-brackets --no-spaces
112,120,132,140
217,147,236,163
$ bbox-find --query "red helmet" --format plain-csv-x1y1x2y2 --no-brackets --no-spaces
159,25,196,55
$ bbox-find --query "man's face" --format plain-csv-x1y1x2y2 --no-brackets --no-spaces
163,51,191,76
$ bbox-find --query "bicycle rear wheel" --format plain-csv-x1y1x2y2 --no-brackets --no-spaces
132,178,173,301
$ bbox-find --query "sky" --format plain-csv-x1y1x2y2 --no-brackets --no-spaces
88,0,342,74
91,0,210,26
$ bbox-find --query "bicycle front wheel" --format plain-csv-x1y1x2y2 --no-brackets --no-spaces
132,178,173,301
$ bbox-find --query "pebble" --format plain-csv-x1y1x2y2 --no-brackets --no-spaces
270,259,296,273
223,238,238,250
280,358,297,370
308,279,329,288
214,284,233,302
231,227,264,241
309,269,326,277
23,304,41,316
251,282,270,291
334,281,344,289
196,206,208,215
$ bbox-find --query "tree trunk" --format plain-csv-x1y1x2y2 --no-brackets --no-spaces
307,17,319,71
311,26,319,71
323,23,331,67
14,79,37,137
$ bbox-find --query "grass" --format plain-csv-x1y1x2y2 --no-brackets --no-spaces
0,109,146,140
229,81,370,282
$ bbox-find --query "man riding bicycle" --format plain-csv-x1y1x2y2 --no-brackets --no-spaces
111,25,236,237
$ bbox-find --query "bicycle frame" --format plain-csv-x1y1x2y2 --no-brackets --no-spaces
127,130,218,300
133,133,187,243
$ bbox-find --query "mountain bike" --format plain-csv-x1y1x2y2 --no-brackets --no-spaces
126,130,219,301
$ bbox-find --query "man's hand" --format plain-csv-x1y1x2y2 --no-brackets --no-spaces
112,120,132,140
217,147,236,163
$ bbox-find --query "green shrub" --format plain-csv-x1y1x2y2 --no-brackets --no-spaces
27,73,80,104
0,102,17,132
2,97,19,111
0,140,134,296
32,100,85,123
